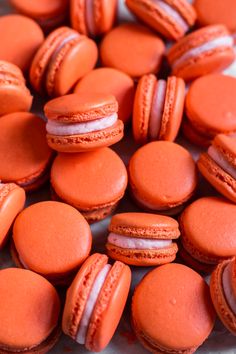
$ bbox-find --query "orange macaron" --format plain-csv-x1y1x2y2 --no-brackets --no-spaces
133,74,185,145
44,93,124,152
70,0,118,37
126,0,196,40
0,268,61,354
184,74,236,147
0,14,44,72
51,148,128,223
30,26,98,97
0,60,32,116
168,24,235,81
132,263,216,354
100,23,165,79
0,183,25,249
179,197,236,273
106,212,180,266
128,141,197,214
198,134,236,203
210,258,236,335
0,112,54,191
74,67,135,124
62,253,131,352
12,201,92,285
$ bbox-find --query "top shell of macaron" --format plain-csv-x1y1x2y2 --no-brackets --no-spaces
44,93,118,122
213,134,236,159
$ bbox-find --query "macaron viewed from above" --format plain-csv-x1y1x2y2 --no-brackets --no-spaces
132,263,216,354
11,201,92,285
0,112,54,191
0,60,32,116
184,74,236,147
210,257,236,336
198,134,236,203
44,93,124,153
62,253,131,352
51,148,128,223
0,268,61,354
106,212,180,266
0,183,25,249
128,141,197,214
133,74,185,145
74,67,135,124
70,0,118,37
30,26,98,97
100,23,165,79
0,14,44,72
10,0,69,31
167,25,235,81
126,0,196,40
179,197,236,274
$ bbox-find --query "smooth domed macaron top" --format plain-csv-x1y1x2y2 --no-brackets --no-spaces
0,112,53,183
51,148,128,209
132,263,215,351
129,141,197,207
109,212,180,239
0,268,60,349
186,75,236,133
13,201,92,275
10,0,68,18
180,197,236,258
44,93,118,122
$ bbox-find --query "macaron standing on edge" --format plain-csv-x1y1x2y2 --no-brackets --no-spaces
62,253,131,352
106,212,180,266
45,93,124,153
133,74,185,145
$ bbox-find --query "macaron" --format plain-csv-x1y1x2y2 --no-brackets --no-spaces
70,0,118,37
179,197,236,273
106,212,180,266
126,0,196,40
12,201,92,285
0,14,44,72
131,263,216,354
0,60,32,116
74,67,135,124
210,258,236,335
100,23,165,79
0,268,61,354
10,0,69,31
0,112,54,191
0,183,25,249
50,148,128,223
30,26,98,97
62,253,131,352
128,141,197,214
133,74,185,145
198,134,236,203
167,24,235,81
184,74,236,147
44,93,124,153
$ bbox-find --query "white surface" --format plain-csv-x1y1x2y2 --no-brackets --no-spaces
1,0,236,353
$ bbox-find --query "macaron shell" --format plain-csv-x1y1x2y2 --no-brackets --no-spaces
198,153,236,203
133,74,156,144
96,0,118,36
0,84,32,116
214,134,236,164
85,261,131,351
0,184,25,248
210,260,236,335
182,119,212,147
106,242,178,266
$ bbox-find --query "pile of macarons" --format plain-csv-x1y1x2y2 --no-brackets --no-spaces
0,0,236,353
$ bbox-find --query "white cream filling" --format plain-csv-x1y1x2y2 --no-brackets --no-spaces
153,0,189,32
108,232,172,249
76,264,111,345
46,113,118,136
173,36,234,69
208,145,236,179
222,262,236,314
